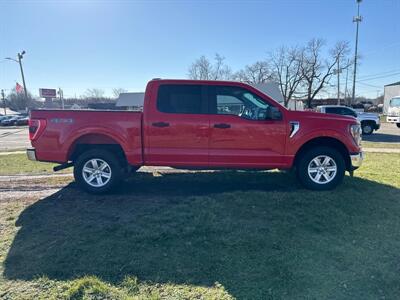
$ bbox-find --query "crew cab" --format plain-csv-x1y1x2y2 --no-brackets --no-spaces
316,105,380,135
27,79,363,193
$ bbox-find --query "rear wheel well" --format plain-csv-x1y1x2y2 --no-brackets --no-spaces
69,134,127,167
294,137,351,171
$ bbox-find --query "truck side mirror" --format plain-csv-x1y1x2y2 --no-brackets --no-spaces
267,107,282,120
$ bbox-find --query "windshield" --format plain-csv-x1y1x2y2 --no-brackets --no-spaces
390,97,400,107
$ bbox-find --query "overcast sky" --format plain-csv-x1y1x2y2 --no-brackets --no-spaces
1,0,399,98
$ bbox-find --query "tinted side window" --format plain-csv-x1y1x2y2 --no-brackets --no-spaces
157,85,205,114
325,107,340,114
342,108,357,117
211,86,270,120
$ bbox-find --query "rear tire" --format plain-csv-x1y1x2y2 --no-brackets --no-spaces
397,123,400,128
296,146,345,191
74,149,122,194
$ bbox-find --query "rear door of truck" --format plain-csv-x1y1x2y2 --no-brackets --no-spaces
143,83,209,167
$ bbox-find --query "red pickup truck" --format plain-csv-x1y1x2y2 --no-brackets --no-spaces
27,79,363,193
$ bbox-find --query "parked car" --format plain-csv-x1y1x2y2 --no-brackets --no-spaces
0,115,19,126
27,79,363,193
14,116,29,126
316,105,380,135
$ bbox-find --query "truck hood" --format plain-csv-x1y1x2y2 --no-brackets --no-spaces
286,110,358,124
357,112,379,119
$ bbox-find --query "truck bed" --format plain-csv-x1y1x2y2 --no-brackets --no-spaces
30,109,143,165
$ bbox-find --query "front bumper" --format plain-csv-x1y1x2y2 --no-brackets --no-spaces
387,116,400,123
350,152,364,168
26,148,37,161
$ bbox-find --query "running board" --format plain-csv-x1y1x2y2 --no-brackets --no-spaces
53,162,73,172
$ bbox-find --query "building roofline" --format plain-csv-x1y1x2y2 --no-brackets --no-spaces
384,81,400,87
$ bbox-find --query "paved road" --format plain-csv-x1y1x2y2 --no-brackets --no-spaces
0,123,399,152
0,126,30,151
363,122,400,143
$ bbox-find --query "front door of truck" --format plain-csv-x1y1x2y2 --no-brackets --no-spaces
145,84,209,167
207,85,287,168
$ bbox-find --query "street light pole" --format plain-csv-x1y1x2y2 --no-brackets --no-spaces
17,51,28,102
5,50,28,109
351,0,362,106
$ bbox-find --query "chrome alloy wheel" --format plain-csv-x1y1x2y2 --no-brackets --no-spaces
307,155,337,184
82,158,112,187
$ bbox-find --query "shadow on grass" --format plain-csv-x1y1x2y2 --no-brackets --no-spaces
363,132,400,143
4,171,400,299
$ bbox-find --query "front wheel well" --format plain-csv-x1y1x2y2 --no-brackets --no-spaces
294,137,351,171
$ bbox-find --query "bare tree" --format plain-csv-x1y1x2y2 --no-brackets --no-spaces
234,61,273,84
112,88,127,99
7,87,34,111
83,88,105,99
269,46,305,107
300,39,351,108
188,54,232,80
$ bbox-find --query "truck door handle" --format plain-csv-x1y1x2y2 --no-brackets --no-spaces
152,121,170,127
214,123,231,129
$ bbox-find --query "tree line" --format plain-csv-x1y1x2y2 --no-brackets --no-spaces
2,87,128,112
188,38,353,108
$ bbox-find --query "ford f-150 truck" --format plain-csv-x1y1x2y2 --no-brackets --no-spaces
27,79,363,193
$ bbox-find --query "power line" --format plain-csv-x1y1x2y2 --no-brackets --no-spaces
358,69,400,80
357,72,400,82
356,81,381,88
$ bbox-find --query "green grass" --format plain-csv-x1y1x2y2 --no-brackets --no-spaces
0,153,399,299
362,141,400,149
0,153,70,175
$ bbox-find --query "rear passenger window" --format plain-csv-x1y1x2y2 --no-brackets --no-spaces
325,107,340,114
157,85,205,114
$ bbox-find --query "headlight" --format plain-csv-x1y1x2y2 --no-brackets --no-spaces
350,124,362,146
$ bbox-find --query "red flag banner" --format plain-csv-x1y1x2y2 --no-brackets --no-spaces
16,82,24,93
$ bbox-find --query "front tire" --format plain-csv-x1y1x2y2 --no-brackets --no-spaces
74,149,122,194
296,146,345,191
361,122,374,135
397,123,400,128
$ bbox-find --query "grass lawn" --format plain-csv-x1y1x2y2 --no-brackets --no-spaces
0,153,399,299
362,141,400,149
0,153,69,175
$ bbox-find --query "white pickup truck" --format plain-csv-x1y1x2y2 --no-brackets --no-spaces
316,105,380,135
386,96,400,128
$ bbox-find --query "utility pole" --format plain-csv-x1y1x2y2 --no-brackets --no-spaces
1,89,6,115
5,51,28,109
344,59,350,106
58,88,64,109
17,51,28,102
351,0,362,105
337,57,341,105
